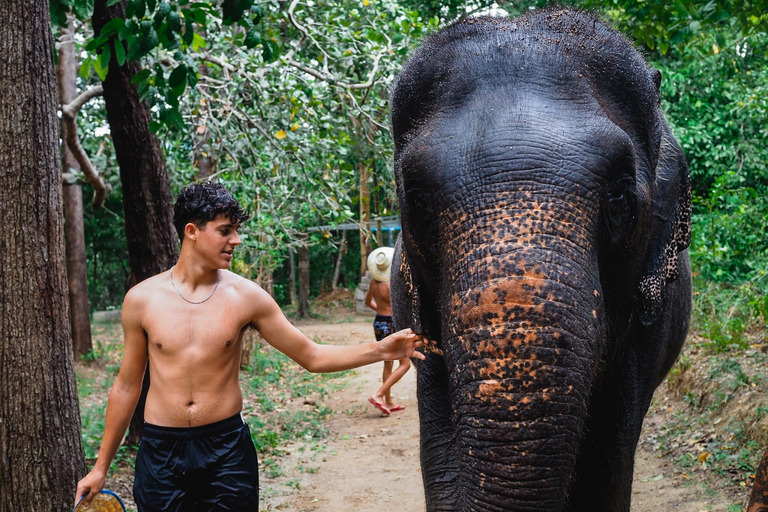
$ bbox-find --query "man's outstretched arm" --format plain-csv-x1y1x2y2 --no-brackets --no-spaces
249,284,427,373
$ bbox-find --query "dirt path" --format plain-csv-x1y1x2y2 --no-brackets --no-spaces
260,319,736,512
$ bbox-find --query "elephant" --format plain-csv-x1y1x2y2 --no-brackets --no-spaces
389,8,692,512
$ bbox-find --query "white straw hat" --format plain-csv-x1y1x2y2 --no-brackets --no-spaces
367,247,394,283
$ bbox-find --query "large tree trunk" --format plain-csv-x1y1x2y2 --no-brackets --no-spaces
58,19,93,358
0,1,87,509
92,0,180,446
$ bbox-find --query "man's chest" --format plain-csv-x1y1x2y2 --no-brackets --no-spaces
142,300,249,356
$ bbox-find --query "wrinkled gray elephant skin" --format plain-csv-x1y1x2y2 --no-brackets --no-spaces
390,8,692,512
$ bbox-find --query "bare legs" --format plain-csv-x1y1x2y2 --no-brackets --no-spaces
371,357,411,411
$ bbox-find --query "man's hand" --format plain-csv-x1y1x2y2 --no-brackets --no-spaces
378,328,430,361
75,468,107,509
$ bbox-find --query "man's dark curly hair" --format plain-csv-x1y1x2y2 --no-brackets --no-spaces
173,181,249,240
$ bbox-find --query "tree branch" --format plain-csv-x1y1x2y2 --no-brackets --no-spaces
60,85,112,208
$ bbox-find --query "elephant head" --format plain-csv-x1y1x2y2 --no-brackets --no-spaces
390,9,691,512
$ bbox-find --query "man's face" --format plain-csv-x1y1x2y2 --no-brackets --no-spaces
193,215,241,268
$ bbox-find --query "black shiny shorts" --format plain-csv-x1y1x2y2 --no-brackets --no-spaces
133,413,259,511
373,314,395,341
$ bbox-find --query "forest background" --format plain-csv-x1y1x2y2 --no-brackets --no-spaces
0,0,766,509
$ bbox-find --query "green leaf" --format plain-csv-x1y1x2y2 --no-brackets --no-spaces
73,0,94,19
168,64,188,88
154,1,170,22
167,11,181,33
93,52,109,81
136,78,149,96
100,44,112,71
244,30,261,49
146,0,157,13
186,65,198,88
114,40,126,66
141,26,160,54
262,38,279,63
50,0,69,27
132,0,146,18
106,0,123,6
78,56,93,79
126,34,143,61
221,0,242,24
191,32,205,51
182,18,194,45
163,109,185,131
130,68,151,84
99,18,125,38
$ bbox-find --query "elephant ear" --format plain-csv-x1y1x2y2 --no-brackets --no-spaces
391,237,425,335
391,237,444,347
636,127,692,326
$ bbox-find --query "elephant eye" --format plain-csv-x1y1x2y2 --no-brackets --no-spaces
602,182,637,249
405,188,438,244
406,188,432,217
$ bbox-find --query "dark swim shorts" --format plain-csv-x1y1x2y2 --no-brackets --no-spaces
373,314,395,341
133,413,259,512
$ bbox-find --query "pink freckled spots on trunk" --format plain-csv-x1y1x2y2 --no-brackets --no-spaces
453,273,547,331
592,310,597,319
478,379,502,396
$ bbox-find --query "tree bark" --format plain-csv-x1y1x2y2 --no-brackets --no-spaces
289,248,298,305
298,245,310,318
359,162,371,276
58,19,93,358
0,1,87,509
92,0,180,446
332,230,347,290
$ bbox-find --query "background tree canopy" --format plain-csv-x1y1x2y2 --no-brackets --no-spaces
53,0,768,338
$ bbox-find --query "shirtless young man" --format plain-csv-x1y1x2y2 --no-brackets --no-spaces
75,182,426,510
364,247,411,416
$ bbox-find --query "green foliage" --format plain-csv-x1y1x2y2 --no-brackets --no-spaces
83,186,130,311
585,0,768,55
52,1,263,130
689,174,768,282
656,31,768,196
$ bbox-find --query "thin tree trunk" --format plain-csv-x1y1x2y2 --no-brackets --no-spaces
298,245,310,318
332,230,347,290
58,18,93,358
0,1,87,509
289,248,297,305
359,162,371,276
92,0,180,446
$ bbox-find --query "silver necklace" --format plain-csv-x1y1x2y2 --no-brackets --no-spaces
169,266,221,304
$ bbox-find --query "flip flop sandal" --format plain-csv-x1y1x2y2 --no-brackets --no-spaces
368,397,391,415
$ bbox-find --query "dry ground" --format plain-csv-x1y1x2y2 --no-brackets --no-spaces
83,305,756,511
259,318,746,512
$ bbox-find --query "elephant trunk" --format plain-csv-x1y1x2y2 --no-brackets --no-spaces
440,197,605,510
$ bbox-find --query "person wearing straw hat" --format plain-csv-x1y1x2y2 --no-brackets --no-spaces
365,246,410,415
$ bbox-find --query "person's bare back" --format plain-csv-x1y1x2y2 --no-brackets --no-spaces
365,279,392,316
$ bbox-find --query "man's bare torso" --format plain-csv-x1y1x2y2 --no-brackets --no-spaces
133,271,255,427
